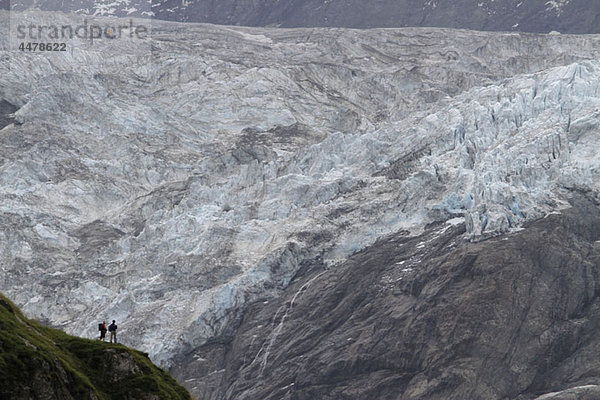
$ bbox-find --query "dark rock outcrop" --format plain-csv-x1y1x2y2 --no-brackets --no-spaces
150,0,600,33
6,0,600,33
0,99,17,130
174,193,600,400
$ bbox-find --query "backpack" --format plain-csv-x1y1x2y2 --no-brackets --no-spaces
109,324,117,332
98,323,103,331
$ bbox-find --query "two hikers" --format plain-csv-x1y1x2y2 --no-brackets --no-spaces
98,320,118,343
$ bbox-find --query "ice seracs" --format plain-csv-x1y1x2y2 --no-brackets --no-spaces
0,11,599,369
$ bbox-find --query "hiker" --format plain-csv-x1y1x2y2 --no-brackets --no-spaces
109,320,118,343
98,321,107,341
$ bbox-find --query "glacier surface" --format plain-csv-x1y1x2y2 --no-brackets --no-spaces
0,11,599,367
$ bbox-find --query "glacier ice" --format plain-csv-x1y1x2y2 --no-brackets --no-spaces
0,11,599,367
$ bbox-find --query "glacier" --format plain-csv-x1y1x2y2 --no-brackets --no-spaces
0,10,599,369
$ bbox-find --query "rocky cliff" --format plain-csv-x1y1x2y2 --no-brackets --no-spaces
0,292,191,400
176,193,600,399
1,10,600,399
4,0,600,33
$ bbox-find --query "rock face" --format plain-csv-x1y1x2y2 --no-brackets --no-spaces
178,194,600,400
5,0,600,33
1,11,600,399
0,293,192,400
0,99,16,130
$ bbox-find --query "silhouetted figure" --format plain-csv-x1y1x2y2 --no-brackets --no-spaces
109,320,118,343
98,321,107,341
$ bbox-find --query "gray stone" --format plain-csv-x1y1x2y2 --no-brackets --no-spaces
183,194,600,400
6,0,600,34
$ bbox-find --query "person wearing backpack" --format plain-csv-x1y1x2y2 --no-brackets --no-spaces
108,320,118,343
98,321,107,341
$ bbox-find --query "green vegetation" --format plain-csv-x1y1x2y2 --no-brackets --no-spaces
0,293,192,400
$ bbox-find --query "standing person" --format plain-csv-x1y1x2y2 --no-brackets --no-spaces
99,321,107,341
108,320,118,343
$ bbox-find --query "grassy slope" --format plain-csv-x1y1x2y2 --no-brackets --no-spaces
0,293,192,400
